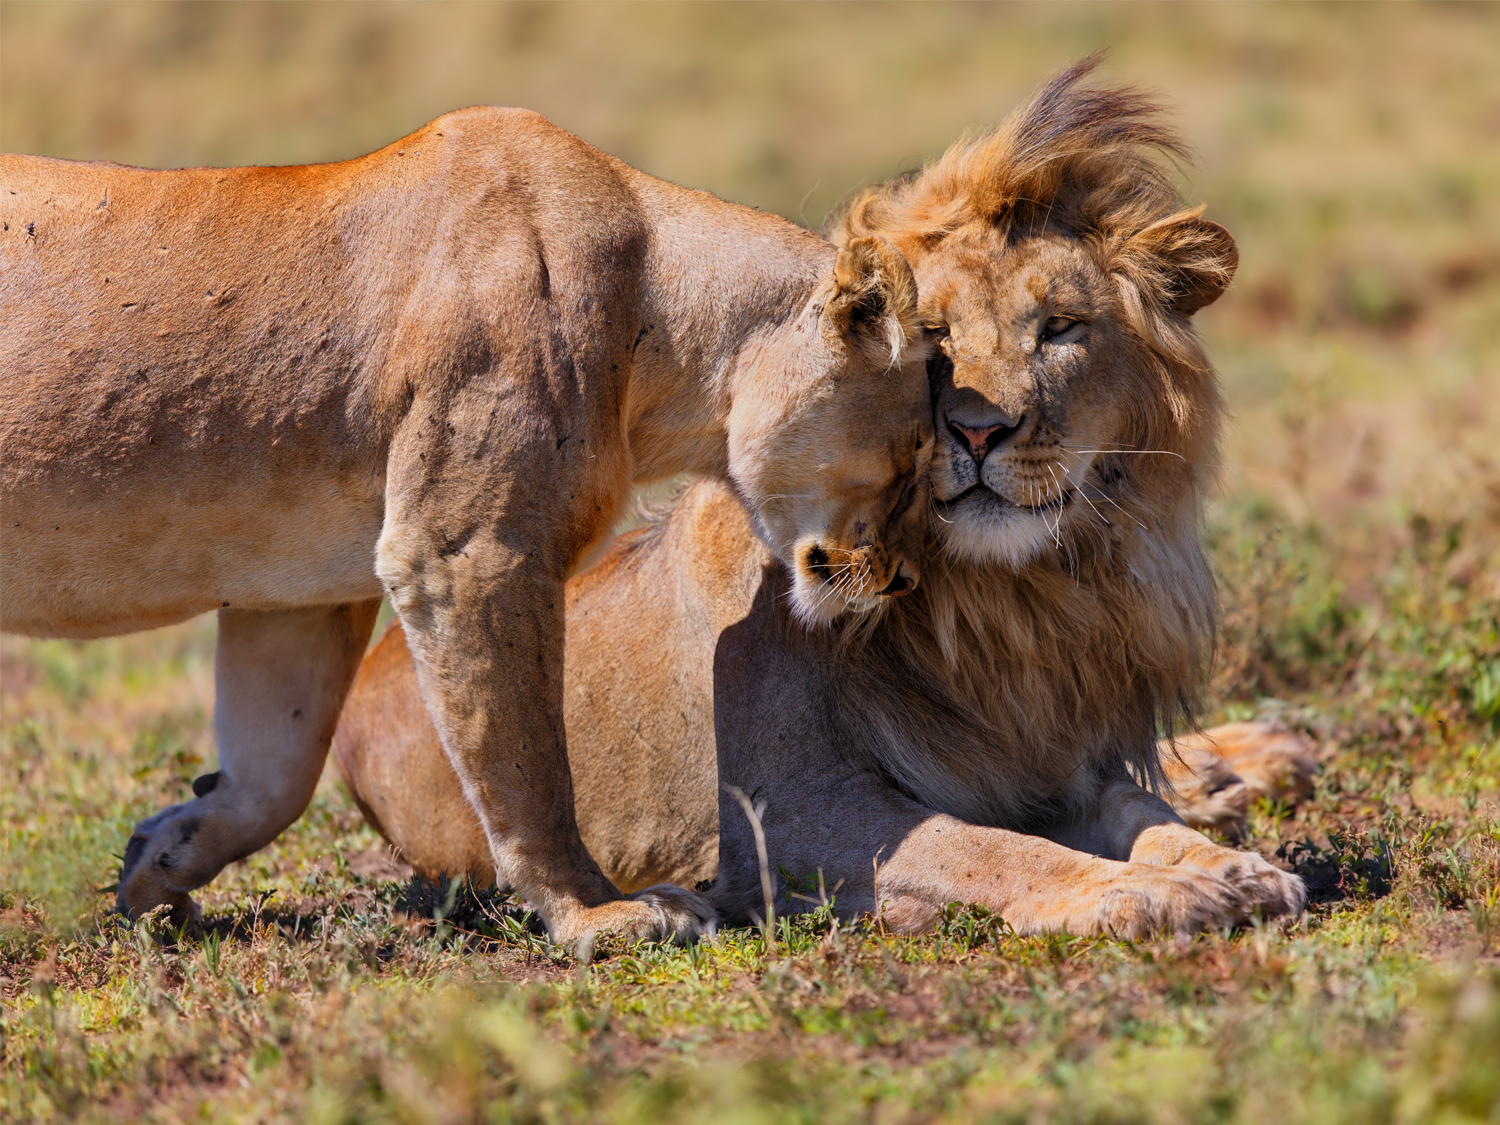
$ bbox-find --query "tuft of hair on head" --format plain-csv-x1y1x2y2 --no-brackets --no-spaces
827,235,924,367
837,53,1184,242
833,53,1236,325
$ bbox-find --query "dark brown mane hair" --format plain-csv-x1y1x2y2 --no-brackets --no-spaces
809,56,1230,826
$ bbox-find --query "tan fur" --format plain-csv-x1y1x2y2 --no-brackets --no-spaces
334,61,1307,936
1161,722,1319,835
1,108,936,942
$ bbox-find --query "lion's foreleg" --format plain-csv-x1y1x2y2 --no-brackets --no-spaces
865,815,1256,939
117,600,381,921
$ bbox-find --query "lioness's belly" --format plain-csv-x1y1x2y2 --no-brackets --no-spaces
1,469,386,638
1,155,397,638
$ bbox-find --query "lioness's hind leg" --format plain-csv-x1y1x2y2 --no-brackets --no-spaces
118,601,381,921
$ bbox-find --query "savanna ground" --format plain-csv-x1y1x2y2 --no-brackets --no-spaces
3,3,1499,1121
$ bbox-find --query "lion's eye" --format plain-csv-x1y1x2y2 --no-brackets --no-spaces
922,323,951,340
1040,315,1078,342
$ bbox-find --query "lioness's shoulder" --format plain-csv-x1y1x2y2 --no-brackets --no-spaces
418,106,581,153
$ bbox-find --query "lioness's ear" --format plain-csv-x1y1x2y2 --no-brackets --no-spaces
1131,208,1238,315
828,236,920,347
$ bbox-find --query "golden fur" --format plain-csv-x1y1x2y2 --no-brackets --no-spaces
830,53,1235,823
0,108,934,943
335,60,1306,936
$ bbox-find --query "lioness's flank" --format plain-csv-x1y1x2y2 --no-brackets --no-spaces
0,108,933,943
333,60,1307,938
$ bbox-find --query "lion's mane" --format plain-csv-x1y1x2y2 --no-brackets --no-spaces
816,57,1227,827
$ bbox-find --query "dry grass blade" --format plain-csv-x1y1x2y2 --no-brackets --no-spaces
724,784,776,952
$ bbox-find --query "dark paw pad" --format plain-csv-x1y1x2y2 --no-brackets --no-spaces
191,771,221,798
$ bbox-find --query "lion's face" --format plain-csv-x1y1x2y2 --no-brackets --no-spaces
728,297,933,626
915,228,1148,568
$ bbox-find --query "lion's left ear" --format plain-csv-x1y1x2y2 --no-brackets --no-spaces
1131,207,1238,315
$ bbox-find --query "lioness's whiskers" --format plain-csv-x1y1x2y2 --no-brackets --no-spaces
749,493,820,511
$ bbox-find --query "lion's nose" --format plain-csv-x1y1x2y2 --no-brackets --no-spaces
948,414,1023,464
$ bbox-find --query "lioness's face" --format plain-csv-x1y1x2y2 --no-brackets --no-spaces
914,229,1144,567
727,307,933,627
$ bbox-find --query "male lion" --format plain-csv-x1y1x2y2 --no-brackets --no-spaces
337,59,1307,935
0,109,936,943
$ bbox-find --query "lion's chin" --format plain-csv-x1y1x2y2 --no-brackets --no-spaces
933,492,1058,570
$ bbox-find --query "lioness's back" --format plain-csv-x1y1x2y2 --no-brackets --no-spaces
0,107,654,638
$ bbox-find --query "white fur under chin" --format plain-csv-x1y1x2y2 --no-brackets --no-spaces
788,573,884,628
934,502,1055,569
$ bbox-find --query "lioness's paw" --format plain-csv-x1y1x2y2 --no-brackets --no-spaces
117,807,209,926
557,885,718,946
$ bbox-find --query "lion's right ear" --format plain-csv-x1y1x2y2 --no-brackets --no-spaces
827,236,920,352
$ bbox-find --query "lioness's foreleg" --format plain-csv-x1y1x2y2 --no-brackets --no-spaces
1050,778,1307,922
376,436,713,946
118,601,381,922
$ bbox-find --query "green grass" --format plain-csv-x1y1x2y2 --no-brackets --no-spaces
4,496,1498,1123
3,2,1500,1121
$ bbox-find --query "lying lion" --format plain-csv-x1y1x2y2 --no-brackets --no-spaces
334,61,1309,937
1,108,935,943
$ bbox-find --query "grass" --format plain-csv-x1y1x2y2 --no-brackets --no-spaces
3,2,1500,1121
3,466,1497,1125
2,691,1498,1124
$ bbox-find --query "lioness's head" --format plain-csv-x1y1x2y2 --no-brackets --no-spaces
728,236,933,626
842,56,1232,573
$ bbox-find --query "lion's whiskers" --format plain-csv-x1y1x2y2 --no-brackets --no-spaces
1059,444,1186,462
1042,463,1065,549
1072,476,1111,529
1082,482,1147,530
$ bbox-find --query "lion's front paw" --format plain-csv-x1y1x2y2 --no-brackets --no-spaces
1087,863,1244,939
1010,855,1302,940
1178,844,1308,922
554,885,718,947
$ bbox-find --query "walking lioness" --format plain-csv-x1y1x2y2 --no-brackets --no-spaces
334,62,1308,936
0,109,934,942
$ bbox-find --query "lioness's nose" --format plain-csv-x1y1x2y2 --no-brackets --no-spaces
878,563,914,597
949,414,1023,464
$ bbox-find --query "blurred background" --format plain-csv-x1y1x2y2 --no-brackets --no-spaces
2,0,1498,764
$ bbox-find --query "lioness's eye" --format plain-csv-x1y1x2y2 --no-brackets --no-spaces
922,323,950,339
1041,316,1078,341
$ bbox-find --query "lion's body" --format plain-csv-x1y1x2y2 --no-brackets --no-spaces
339,482,1308,934
333,63,1307,937
1,108,932,941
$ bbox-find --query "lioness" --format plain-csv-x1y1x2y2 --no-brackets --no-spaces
334,61,1307,937
0,109,935,943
